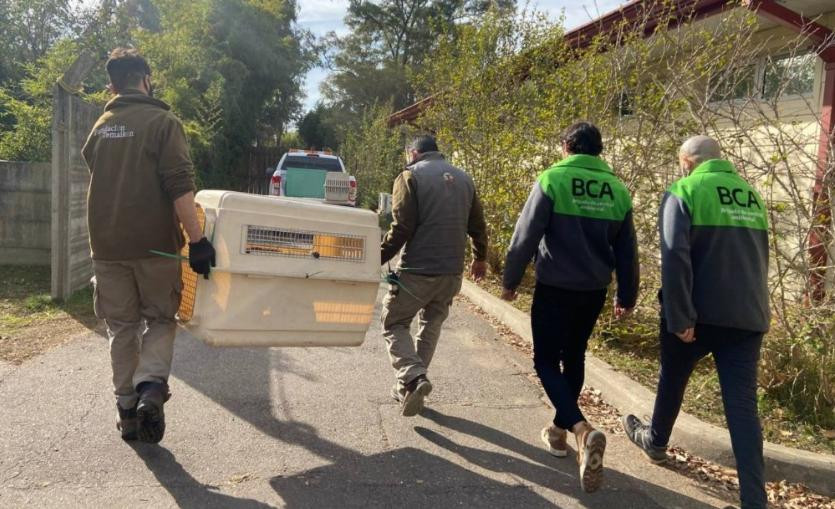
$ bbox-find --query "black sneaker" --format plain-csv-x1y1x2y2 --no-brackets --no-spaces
136,382,168,444
401,375,432,417
116,403,138,441
621,414,668,463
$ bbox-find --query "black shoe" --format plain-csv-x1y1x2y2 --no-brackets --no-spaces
401,375,432,417
116,403,138,441
136,382,168,444
621,414,668,463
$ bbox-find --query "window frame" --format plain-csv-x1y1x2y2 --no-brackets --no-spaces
707,50,820,105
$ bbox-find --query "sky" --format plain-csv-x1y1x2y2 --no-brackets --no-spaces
297,0,631,112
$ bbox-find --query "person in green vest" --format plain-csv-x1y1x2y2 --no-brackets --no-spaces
622,135,769,509
502,122,639,493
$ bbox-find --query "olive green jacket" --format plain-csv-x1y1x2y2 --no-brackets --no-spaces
83,90,195,260
381,152,488,274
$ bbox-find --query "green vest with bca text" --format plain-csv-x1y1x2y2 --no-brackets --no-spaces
668,159,767,231
538,154,632,221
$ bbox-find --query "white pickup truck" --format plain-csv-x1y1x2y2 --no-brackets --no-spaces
268,149,357,206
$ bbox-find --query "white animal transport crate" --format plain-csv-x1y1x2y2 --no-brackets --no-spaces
177,190,381,347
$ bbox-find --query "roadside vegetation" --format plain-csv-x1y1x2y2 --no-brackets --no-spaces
0,266,99,364
0,0,313,188
343,6,835,453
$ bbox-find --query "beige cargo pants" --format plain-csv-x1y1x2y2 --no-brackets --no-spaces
381,272,463,398
92,258,182,409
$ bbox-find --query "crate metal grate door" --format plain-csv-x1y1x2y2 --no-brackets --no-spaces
245,225,365,262
177,204,205,322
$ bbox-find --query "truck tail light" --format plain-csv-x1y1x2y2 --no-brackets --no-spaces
270,175,281,196
348,177,357,206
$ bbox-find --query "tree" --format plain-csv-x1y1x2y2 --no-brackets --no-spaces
136,0,313,187
0,39,88,161
297,103,339,150
322,0,514,119
0,0,81,84
0,0,163,161
0,0,314,186
339,103,405,209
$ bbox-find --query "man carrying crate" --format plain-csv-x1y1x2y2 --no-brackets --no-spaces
83,48,215,443
381,135,489,417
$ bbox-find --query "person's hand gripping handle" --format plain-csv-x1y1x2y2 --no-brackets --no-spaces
189,237,216,279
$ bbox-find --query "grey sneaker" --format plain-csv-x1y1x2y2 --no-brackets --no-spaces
401,375,432,417
116,403,138,441
541,424,568,457
621,414,668,464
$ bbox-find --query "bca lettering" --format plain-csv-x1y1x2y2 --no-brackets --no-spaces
572,178,614,200
717,186,760,209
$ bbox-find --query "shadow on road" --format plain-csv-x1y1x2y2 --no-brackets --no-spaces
268,445,555,508
129,443,272,508
169,331,554,507
164,323,720,508
418,408,720,509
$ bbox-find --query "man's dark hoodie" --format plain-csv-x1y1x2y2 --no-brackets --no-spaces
83,90,195,261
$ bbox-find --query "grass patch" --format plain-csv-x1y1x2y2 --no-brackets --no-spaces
472,274,834,455
0,265,98,364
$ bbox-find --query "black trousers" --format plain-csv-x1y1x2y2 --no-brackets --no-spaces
651,320,766,509
530,282,607,430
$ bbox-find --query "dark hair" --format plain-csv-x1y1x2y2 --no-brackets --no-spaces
408,135,439,154
561,122,603,156
106,47,151,92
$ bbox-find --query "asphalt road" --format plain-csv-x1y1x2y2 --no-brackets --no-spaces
0,289,730,508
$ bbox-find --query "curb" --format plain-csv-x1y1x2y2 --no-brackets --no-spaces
460,279,835,496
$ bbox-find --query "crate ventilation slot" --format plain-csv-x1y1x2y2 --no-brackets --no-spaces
245,225,365,262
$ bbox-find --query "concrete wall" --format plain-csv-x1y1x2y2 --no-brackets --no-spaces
0,161,51,265
51,84,99,299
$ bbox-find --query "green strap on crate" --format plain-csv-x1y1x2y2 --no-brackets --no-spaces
150,249,188,261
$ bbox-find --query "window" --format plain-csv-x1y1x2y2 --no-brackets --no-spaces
709,52,817,103
762,53,816,98
280,155,342,172
710,64,757,101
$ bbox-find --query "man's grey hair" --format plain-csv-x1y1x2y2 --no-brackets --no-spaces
679,135,721,164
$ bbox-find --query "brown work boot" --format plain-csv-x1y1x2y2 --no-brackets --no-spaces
541,424,568,457
574,422,607,493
